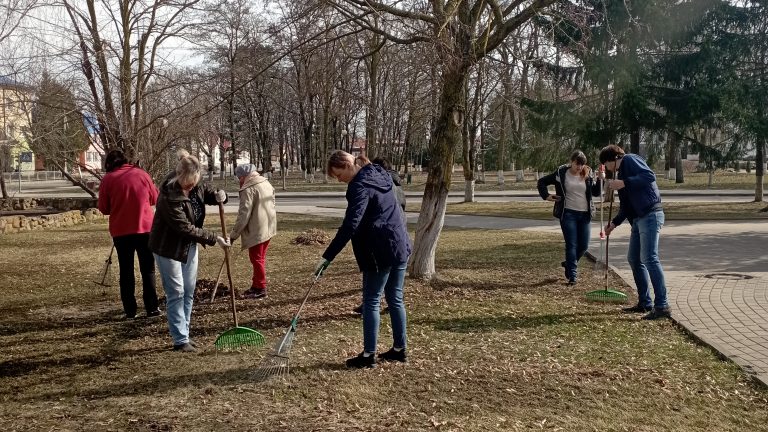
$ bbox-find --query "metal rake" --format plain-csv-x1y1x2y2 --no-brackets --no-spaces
253,273,320,381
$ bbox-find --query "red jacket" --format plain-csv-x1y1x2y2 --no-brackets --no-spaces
98,164,159,237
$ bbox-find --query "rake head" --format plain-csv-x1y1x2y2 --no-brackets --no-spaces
214,326,266,350
585,289,628,302
253,327,296,381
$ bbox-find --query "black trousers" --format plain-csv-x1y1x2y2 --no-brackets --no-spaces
113,233,158,316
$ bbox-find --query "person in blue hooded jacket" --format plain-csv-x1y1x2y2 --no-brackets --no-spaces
600,144,670,321
315,150,412,368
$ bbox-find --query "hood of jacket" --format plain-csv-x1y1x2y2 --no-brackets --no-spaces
239,172,268,190
353,164,393,193
387,169,402,186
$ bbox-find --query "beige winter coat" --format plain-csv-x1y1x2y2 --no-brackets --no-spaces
229,173,277,249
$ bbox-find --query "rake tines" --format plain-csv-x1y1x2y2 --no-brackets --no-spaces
253,328,296,381
585,288,628,302
253,274,320,382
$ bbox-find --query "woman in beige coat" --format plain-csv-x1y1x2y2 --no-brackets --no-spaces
229,164,277,299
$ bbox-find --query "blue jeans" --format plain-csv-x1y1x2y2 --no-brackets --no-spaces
154,244,198,345
361,263,408,354
560,209,591,281
627,210,668,309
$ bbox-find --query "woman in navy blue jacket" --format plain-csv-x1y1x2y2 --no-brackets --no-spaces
315,150,412,368
537,150,603,285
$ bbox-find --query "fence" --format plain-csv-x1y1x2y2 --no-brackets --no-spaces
1,171,65,182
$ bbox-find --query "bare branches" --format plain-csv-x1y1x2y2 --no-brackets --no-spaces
0,0,38,45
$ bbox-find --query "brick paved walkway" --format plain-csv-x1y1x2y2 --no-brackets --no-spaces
604,220,768,388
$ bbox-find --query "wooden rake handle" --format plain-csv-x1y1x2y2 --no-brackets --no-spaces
218,202,238,327
209,257,226,303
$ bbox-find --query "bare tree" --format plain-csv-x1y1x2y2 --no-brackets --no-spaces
331,0,558,279
62,0,202,163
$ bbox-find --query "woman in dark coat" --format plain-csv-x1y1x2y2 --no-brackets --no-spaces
537,150,603,285
149,150,230,352
315,150,412,368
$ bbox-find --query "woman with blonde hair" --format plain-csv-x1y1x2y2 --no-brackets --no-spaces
315,150,411,368
537,150,603,285
149,149,230,352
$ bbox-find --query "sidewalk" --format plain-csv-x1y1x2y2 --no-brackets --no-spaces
597,221,768,388
275,203,768,388
4,179,757,199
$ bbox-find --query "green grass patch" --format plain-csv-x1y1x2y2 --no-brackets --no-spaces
0,215,766,431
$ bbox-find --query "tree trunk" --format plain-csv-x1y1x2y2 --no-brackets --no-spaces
464,179,475,202
496,101,507,185
630,127,640,155
675,140,684,184
410,66,467,279
0,151,7,198
756,135,765,202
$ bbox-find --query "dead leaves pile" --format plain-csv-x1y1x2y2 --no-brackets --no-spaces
291,228,331,245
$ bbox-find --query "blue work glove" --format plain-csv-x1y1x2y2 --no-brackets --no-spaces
314,258,331,276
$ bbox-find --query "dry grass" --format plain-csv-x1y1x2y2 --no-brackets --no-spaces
402,201,768,221
1,215,767,431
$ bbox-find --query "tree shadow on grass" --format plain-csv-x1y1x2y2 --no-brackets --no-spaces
414,310,618,333
12,365,271,403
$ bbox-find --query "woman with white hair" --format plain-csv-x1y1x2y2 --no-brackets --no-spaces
229,163,277,299
149,150,230,352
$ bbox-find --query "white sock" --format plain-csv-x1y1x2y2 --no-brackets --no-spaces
363,352,374,357
393,347,404,352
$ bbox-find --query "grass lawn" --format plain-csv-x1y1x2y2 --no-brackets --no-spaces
1,215,767,431
402,201,768,221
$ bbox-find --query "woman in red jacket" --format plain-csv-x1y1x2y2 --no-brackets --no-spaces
98,149,160,319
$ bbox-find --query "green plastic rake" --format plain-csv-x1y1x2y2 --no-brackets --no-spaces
214,203,266,350
586,182,627,302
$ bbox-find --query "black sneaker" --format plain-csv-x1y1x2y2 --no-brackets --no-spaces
622,304,653,314
345,352,376,369
243,287,267,299
561,261,566,268
567,278,577,286
173,343,196,353
642,308,671,320
146,309,162,317
378,348,407,363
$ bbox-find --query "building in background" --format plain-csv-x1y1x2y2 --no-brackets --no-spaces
0,75,34,172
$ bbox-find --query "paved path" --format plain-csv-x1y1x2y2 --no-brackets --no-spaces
599,220,768,387
275,203,768,387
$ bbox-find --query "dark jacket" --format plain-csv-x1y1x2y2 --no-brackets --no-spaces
537,164,602,219
322,164,412,272
612,154,663,227
148,172,221,263
386,169,407,211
